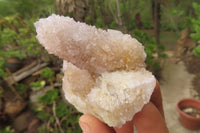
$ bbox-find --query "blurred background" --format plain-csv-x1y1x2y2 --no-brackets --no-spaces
0,0,200,132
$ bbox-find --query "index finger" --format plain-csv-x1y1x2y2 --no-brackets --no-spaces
150,80,164,118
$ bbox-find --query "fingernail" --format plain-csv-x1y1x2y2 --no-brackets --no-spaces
79,120,90,133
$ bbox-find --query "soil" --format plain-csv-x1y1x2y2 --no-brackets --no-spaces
180,51,200,98
181,106,200,118
192,75,200,98
183,55,200,98
174,28,200,98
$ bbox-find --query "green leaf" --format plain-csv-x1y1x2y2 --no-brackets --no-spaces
0,126,15,133
0,57,6,69
67,114,81,124
15,83,28,94
37,112,51,121
85,16,91,23
30,80,46,91
55,102,71,118
157,44,166,51
40,67,55,79
132,29,166,73
0,50,27,59
26,43,41,56
95,18,103,28
193,45,200,56
38,89,59,105
1,28,17,44
0,69,7,78
0,87,3,95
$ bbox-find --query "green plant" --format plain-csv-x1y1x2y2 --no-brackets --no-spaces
15,83,28,94
109,21,117,29
190,2,200,57
35,88,82,133
0,57,7,78
0,57,6,69
193,45,200,56
127,17,135,30
85,16,91,24
0,86,3,95
142,21,152,29
0,15,47,63
0,69,7,78
38,89,59,105
95,17,104,28
55,102,71,118
177,21,189,31
30,81,46,91
190,2,200,42
1,28,17,45
133,29,167,76
0,50,27,59
160,23,176,31
0,126,15,133
40,67,55,79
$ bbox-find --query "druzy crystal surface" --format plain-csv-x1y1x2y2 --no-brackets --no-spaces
34,14,156,127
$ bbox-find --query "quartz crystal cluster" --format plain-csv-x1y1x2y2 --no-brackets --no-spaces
34,14,156,127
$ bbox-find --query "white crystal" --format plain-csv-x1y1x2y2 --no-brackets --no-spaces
34,14,146,74
34,14,156,127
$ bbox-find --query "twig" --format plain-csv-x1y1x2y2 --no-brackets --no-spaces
54,122,58,131
5,62,48,85
107,0,119,24
46,120,51,133
14,61,37,75
116,0,122,26
60,117,66,124
53,102,64,133
5,68,23,100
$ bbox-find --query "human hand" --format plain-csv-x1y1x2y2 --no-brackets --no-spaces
79,81,169,133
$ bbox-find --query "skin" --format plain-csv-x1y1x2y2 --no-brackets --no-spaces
79,81,169,133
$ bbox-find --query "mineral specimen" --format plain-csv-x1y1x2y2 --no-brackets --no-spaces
34,14,156,127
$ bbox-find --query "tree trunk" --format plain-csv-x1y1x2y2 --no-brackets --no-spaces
135,13,142,29
56,0,87,22
154,0,161,44
151,0,155,27
73,0,87,22
56,0,75,15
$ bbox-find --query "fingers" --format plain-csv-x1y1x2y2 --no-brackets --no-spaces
150,80,164,117
79,81,166,133
133,102,169,133
114,120,134,133
79,114,115,133
79,114,134,133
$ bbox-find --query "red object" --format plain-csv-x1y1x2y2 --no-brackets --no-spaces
177,98,200,130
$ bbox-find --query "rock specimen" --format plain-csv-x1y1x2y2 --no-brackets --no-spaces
34,14,156,127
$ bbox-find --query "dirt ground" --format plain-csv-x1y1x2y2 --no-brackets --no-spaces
184,55,200,98
160,56,199,133
145,29,200,98
157,29,200,132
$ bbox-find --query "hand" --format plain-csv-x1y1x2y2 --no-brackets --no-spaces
79,81,169,133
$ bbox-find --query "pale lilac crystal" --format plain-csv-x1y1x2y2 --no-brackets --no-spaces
34,14,156,127
34,14,146,74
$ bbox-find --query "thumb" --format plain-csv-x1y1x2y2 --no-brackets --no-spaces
79,114,115,133
133,102,169,133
